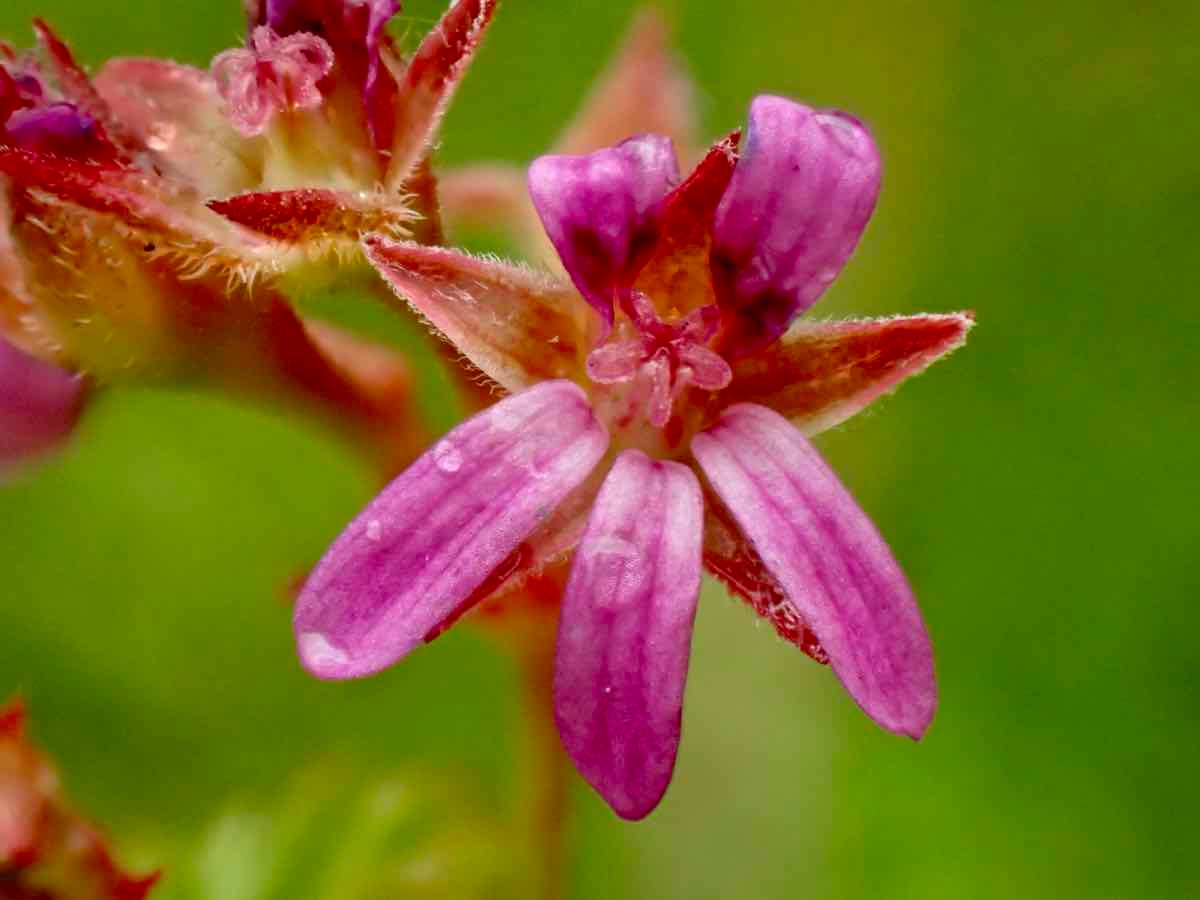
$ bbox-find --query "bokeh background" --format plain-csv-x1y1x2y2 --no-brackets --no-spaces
3,0,1198,897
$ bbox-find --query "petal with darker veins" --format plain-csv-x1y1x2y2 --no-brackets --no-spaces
294,380,609,679
692,402,936,738
554,449,702,819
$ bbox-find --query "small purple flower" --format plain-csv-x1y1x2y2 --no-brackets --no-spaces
301,94,973,818
0,56,110,159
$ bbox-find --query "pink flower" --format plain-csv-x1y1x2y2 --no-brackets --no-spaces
295,93,973,819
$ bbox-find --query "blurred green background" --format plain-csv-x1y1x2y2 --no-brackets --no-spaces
3,0,1198,897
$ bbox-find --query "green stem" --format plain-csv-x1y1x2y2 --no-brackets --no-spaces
514,634,569,900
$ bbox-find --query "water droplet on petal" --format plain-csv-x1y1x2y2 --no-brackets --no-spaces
493,405,524,432
588,535,639,561
146,123,177,151
433,440,463,473
298,632,349,670
365,519,383,541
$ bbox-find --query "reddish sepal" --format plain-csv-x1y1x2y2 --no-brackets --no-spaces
386,0,497,184
634,131,740,316
0,147,184,234
722,312,975,433
208,188,408,244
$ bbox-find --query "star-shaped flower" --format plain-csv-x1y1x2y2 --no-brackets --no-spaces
294,94,973,818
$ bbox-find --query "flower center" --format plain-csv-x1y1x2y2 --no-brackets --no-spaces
585,292,731,429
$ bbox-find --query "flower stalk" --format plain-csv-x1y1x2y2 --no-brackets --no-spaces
512,611,570,900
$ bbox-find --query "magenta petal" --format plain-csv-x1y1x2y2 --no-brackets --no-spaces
4,104,99,156
528,135,679,329
711,96,881,358
294,380,608,679
0,337,87,473
691,403,935,738
554,449,703,820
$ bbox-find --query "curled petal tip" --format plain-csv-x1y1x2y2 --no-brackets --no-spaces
296,630,355,679
712,95,882,357
529,135,679,326
211,28,334,137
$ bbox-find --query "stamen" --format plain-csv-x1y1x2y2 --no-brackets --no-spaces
211,27,334,137
586,293,732,428
676,342,733,392
586,338,645,383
